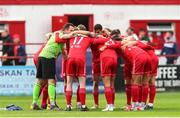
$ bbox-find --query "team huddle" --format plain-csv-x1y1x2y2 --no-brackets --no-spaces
31,23,159,112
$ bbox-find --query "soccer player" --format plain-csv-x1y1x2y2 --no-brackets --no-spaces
102,28,111,38
31,23,75,110
90,24,103,109
121,39,158,110
65,25,107,111
99,31,118,111
65,37,92,111
33,33,52,109
62,25,86,109
145,50,158,110
103,36,151,111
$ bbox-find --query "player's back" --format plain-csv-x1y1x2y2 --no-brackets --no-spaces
100,40,118,60
123,45,147,61
137,41,154,51
68,36,92,59
90,44,101,63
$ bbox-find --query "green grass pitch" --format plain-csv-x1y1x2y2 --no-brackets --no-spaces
0,92,180,117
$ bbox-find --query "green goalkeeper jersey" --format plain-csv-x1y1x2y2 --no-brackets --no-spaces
39,31,64,59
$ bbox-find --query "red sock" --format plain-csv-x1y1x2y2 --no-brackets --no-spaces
112,88,115,105
149,85,156,103
92,89,99,105
76,85,80,103
131,85,139,103
41,85,48,107
138,86,142,103
65,91,72,105
104,87,112,104
79,88,86,105
142,84,149,104
125,84,131,105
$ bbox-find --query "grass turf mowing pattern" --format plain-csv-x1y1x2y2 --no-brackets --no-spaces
0,92,180,117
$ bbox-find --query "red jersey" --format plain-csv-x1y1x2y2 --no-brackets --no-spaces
90,44,100,63
90,37,111,62
68,36,93,60
136,41,154,51
99,39,118,60
124,46,147,61
106,41,146,61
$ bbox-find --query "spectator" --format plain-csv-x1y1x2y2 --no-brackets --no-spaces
161,31,178,64
0,29,14,65
150,32,164,50
13,34,27,65
138,28,150,43
126,27,139,40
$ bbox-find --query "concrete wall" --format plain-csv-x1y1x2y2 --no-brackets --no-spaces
0,5,180,64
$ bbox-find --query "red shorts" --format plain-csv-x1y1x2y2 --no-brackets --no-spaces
66,57,86,77
61,58,67,79
100,57,117,77
131,53,151,75
92,61,101,75
147,50,159,76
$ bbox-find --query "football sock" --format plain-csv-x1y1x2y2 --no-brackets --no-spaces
142,84,149,104
112,88,115,105
138,85,142,103
65,91,72,105
48,83,56,105
79,88,86,105
41,85,48,107
104,87,112,104
131,85,139,103
92,89,99,105
125,84,131,105
33,83,41,104
149,85,156,104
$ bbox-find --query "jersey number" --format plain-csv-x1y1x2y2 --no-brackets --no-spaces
73,37,84,45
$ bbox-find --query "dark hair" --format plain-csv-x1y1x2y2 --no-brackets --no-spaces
94,24,103,32
104,28,112,33
63,23,74,31
139,28,145,32
127,27,134,32
111,35,122,41
168,31,174,35
77,24,87,31
111,29,121,36
111,29,121,41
